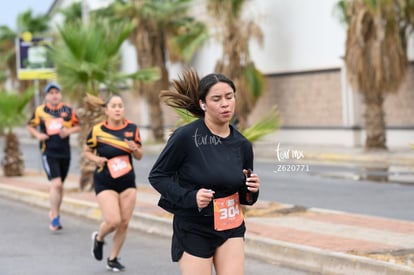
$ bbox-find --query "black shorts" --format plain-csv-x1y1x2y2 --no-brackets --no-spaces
42,155,70,182
93,169,136,195
171,215,245,262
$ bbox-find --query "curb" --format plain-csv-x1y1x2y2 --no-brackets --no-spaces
244,236,414,275
1,183,414,274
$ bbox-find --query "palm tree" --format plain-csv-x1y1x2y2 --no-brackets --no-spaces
206,0,265,130
52,18,158,97
0,8,50,108
0,26,18,89
51,16,159,190
337,0,414,150
100,0,209,142
57,2,82,25
0,88,34,176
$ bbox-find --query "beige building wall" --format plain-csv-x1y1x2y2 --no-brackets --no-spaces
383,65,414,127
121,64,414,147
250,70,343,127
250,65,414,129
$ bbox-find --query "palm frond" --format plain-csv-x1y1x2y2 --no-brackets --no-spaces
52,17,153,98
0,49,15,64
58,2,82,24
140,0,192,23
333,0,349,26
17,9,49,34
207,0,245,21
169,106,279,143
244,63,264,99
174,108,198,126
123,67,161,82
169,19,209,63
0,26,16,41
241,107,279,143
0,88,34,132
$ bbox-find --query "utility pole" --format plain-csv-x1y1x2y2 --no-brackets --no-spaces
82,0,89,24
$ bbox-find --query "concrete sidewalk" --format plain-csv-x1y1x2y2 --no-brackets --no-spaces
252,140,414,167
1,170,414,275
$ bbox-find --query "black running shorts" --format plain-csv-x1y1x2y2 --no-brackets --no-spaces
171,214,245,262
93,169,136,195
42,155,70,182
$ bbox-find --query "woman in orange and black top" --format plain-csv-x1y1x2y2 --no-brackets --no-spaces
83,95,143,272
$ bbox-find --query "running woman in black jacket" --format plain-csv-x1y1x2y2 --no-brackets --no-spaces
149,69,260,275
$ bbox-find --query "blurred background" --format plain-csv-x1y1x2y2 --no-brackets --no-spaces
0,0,413,151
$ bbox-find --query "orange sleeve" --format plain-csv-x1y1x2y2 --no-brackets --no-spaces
27,106,42,127
71,108,80,127
135,127,142,146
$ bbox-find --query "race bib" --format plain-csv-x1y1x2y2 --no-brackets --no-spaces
107,155,132,179
213,193,243,231
45,118,63,135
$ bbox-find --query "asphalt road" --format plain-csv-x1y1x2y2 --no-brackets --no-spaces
12,142,414,221
0,196,308,275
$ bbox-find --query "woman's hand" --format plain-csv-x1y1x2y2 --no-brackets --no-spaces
37,132,49,141
243,169,260,193
95,156,108,167
196,188,215,209
124,139,143,160
124,139,140,152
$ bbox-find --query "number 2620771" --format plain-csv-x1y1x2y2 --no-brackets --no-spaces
274,164,310,173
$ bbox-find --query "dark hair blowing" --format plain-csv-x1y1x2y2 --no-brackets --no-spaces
104,94,123,107
160,68,236,118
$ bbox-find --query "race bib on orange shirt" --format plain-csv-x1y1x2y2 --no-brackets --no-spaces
107,155,132,179
213,193,244,231
45,118,63,135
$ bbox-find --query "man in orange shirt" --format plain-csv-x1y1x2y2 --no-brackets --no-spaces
27,83,80,231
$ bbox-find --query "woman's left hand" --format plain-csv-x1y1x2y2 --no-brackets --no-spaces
124,139,140,152
243,169,260,193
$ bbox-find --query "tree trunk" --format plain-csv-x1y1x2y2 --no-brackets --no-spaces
133,27,166,142
76,94,106,191
151,62,168,142
363,93,387,151
149,90,165,142
2,131,24,176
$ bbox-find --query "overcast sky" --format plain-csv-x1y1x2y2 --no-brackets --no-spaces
0,0,54,29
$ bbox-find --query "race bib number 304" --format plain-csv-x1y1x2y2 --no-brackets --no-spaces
213,193,243,231
107,155,132,179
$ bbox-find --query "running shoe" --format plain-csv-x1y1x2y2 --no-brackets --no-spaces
106,257,125,272
91,231,104,261
49,214,62,231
